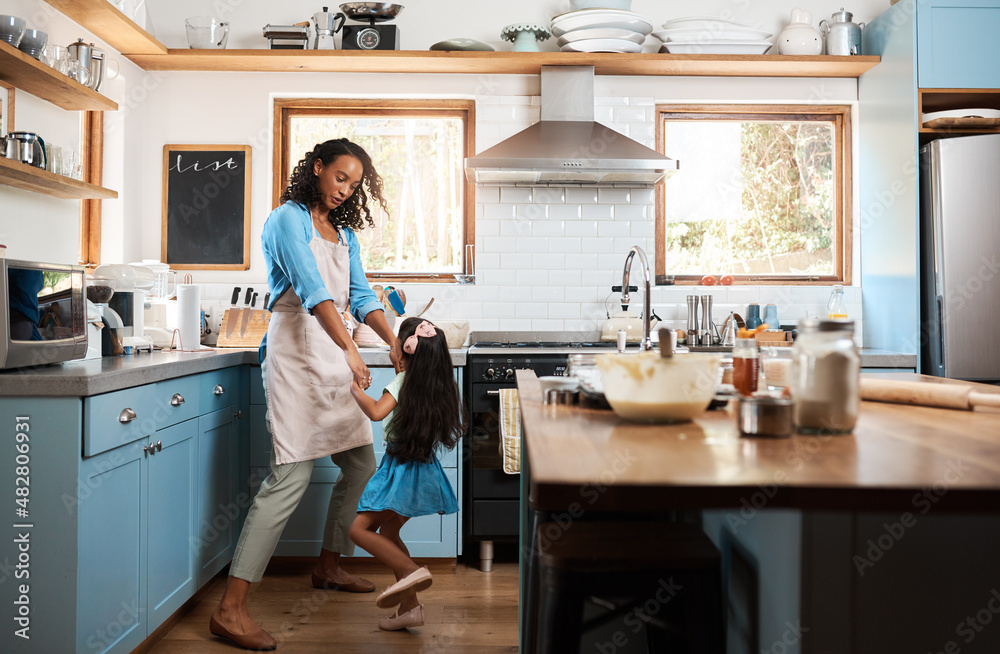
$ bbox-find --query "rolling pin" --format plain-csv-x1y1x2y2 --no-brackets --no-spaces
860,378,1000,411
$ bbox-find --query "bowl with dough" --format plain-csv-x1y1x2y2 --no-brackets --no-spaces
434,320,470,348
596,351,721,423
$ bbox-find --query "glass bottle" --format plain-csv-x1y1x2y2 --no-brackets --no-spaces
827,285,847,319
790,319,859,434
745,303,762,330
732,337,759,396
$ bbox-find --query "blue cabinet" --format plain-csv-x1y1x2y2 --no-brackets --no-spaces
197,406,241,586
917,0,1000,88
247,365,463,558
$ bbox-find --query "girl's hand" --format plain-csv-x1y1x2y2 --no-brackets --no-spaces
389,338,402,373
346,348,371,389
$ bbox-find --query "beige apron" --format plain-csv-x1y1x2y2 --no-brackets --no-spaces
265,226,372,464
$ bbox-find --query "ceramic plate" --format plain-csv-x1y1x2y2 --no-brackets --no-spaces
557,27,647,46
652,26,770,42
661,15,757,30
659,40,772,55
550,9,653,38
561,38,643,53
429,38,495,51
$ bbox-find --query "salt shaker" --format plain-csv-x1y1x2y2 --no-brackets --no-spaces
790,318,859,434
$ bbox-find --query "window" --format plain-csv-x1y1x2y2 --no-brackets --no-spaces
274,99,475,282
655,105,852,284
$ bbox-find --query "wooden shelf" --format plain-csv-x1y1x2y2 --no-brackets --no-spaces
0,41,118,111
0,157,118,200
42,0,166,55
126,49,880,78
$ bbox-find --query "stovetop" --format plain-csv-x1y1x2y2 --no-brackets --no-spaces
468,341,632,356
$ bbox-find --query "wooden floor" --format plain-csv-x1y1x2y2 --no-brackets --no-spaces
147,560,519,653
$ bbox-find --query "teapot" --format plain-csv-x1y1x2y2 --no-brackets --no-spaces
777,8,823,55
819,8,864,56
601,309,660,344
2,132,47,168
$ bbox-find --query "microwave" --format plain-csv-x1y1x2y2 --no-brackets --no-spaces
0,259,88,370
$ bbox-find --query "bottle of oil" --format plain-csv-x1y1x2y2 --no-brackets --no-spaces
827,285,847,319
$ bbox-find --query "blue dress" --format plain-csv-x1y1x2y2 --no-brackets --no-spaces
357,372,459,518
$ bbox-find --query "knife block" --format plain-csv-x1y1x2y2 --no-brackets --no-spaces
217,310,270,348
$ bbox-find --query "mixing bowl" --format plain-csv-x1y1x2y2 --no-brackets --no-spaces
596,351,721,423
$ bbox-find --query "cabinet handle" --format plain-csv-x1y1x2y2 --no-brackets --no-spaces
234,410,242,420
214,384,226,396
170,393,185,406
119,408,137,424
143,444,150,455
156,440,162,452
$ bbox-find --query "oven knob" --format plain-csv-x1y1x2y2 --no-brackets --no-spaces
505,368,515,380
484,368,496,380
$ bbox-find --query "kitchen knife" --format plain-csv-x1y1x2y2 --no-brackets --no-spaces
263,292,271,319
224,286,241,338
240,291,257,337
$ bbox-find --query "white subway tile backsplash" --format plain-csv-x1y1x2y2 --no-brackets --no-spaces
549,269,582,286
482,269,516,286
532,220,566,237
548,237,583,253
482,105,516,122
595,106,615,124
566,285,604,302
582,204,614,221
483,302,516,319
566,188,599,204
500,187,532,203
532,319,566,331
447,302,484,319
476,252,500,270
481,236,517,253
513,105,541,123
581,269,612,289
499,219,532,236
613,106,647,123
515,204,548,220
484,203,516,220
726,286,761,305
500,252,534,270
549,204,582,220
631,97,655,107
630,188,656,204
515,239,551,253
476,186,500,204
477,219,500,237
630,221,655,239
517,269,549,286
549,303,583,319
532,286,565,302
516,303,548,319
499,318,532,331
535,253,565,270
579,238,615,255
476,318,500,331
598,189,630,204
630,123,655,142
566,221,599,238
498,286,522,302
596,97,629,106
614,203,646,220
598,222,632,238
472,285,500,302
532,187,566,204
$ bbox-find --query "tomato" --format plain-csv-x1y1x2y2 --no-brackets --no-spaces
700,275,717,286
720,274,734,286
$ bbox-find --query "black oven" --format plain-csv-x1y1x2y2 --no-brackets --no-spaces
464,341,618,571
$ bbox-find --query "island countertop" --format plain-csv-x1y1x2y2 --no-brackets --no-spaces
0,347,468,397
517,370,1000,513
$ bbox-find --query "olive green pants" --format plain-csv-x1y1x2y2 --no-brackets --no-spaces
229,358,376,583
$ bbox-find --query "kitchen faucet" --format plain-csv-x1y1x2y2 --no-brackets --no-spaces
620,245,654,351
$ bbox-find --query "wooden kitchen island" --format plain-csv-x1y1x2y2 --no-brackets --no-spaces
516,370,1000,653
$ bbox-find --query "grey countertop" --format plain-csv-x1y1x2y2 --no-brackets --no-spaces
0,347,468,398
858,348,918,369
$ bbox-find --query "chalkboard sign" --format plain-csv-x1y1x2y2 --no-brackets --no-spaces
161,145,251,270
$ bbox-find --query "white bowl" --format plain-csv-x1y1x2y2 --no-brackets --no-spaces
434,320,470,348
569,0,631,10
596,351,721,423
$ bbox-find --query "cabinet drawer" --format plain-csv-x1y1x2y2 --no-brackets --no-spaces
83,385,157,457
918,1,1000,88
200,367,241,413
154,374,201,429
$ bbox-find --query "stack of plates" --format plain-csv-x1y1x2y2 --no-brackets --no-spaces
551,8,653,53
653,16,772,54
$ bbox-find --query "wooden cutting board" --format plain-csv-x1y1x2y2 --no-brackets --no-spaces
217,309,269,348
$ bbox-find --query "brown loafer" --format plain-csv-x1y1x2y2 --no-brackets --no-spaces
209,614,277,651
310,571,376,593
375,567,433,608
379,604,425,631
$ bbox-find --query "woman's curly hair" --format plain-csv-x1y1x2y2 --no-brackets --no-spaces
280,138,389,231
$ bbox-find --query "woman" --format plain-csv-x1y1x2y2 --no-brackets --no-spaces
210,139,401,650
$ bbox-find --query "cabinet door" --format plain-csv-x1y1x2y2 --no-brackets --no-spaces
146,420,197,633
197,407,241,586
78,441,147,654
918,0,1000,88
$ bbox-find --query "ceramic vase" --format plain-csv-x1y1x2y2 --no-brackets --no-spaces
777,8,823,55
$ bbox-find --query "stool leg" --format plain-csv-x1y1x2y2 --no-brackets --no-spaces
523,509,542,654
538,568,583,654
681,567,725,654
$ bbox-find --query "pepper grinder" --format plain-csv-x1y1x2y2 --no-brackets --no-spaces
686,295,700,345
700,295,714,346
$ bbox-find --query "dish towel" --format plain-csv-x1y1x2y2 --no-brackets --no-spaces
499,388,521,474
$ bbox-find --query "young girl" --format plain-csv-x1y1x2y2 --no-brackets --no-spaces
348,317,466,631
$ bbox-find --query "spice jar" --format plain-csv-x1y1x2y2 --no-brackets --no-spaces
732,336,759,396
790,319,859,434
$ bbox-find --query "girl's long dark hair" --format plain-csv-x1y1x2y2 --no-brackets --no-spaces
388,318,467,463
280,138,389,231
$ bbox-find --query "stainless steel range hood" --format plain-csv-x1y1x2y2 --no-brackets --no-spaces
465,66,678,185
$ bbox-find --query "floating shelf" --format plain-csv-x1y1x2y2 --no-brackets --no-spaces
0,41,118,111
127,49,881,78
0,157,118,200
42,0,166,55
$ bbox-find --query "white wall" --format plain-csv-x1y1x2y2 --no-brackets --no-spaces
0,0,888,340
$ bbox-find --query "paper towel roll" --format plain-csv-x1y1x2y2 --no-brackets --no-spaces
176,284,203,350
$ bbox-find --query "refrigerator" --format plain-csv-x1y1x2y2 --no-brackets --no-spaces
920,133,1000,381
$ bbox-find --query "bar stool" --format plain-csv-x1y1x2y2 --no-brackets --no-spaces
535,520,724,654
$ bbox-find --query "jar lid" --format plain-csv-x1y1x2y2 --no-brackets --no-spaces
799,318,854,333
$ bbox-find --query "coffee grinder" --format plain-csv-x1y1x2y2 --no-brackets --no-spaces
339,2,403,50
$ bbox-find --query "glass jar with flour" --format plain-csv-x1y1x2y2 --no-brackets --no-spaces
790,319,859,434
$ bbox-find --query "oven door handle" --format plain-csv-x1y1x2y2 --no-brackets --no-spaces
486,390,501,396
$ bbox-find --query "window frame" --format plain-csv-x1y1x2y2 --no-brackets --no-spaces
273,98,476,284
654,104,853,285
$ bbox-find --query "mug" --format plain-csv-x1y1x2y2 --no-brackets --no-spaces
0,15,26,47
17,28,47,59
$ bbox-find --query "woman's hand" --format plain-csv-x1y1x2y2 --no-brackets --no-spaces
345,347,371,390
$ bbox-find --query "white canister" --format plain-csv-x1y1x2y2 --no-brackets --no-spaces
777,8,823,55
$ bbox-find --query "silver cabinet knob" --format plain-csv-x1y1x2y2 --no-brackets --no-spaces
170,393,185,406
234,410,242,420
147,442,155,455
119,408,137,424
214,384,226,396
143,444,150,455
156,440,162,452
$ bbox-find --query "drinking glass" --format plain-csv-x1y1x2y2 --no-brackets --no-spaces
46,144,63,175
760,346,793,392
42,44,69,74
185,17,229,49
66,59,92,87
